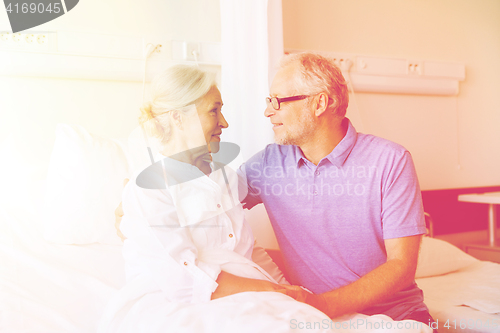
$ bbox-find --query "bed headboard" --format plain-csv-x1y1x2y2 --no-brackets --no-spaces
421,185,500,236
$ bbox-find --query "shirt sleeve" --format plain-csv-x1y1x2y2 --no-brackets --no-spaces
381,150,427,239
121,181,221,303
237,150,265,210
251,239,289,285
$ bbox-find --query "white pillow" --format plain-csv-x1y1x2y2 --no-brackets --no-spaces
0,132,41,209
125,125,161,173
43,124,130,245
416,236,478,278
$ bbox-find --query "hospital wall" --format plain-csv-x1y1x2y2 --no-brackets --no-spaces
0,0,221,175
283,0,500,191
2,0,499,248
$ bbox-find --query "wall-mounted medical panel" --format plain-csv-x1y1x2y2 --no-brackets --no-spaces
0,49,220,82
350,73,459,95
423,61,465,80
286,49,466,96
0,31,221,82
356,56,408,76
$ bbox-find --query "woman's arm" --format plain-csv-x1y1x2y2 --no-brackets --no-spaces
211,271,286,300
251,240,289,284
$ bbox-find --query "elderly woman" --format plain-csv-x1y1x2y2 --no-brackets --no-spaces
99,65,305,332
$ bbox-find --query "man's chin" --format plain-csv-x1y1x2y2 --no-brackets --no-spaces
274,134,293,145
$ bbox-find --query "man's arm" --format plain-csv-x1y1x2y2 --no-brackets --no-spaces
286,234,422,318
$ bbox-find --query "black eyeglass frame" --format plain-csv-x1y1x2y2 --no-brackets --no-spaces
265,95,310,110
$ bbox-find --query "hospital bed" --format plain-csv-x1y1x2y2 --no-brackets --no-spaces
1,123,497,332
414,216,500,333
268,214,500,333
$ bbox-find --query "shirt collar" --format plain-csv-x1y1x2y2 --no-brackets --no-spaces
293,117,358,168
155,153,217,184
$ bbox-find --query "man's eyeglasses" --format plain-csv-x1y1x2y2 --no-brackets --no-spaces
265,95,310,110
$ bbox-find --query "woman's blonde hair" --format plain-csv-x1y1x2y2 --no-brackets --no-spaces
139,65,216,145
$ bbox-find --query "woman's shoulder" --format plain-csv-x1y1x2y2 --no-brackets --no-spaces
122,168,173,217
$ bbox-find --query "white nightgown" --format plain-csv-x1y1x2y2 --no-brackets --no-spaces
98,156,286,332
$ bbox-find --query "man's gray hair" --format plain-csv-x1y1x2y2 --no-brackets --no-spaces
281,52,349,118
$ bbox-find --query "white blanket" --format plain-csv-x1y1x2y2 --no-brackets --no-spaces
417,261,500,333
0,207,431,333
0,207,125,332
417,261,500,315
100,290,431,333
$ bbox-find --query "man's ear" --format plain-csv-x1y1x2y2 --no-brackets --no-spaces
314,93,330,117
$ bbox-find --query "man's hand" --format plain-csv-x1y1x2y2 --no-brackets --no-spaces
114,179,129,242
280,284,330,314
279,284,310,302
304,292,329,314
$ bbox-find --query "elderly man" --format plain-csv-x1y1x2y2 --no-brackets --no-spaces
239,52,432,324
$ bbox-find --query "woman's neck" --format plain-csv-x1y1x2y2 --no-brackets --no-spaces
161,144,212,175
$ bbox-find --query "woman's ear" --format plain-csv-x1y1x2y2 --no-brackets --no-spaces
170,111,183,129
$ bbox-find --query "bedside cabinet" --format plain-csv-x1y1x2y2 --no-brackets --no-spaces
464,242,500,263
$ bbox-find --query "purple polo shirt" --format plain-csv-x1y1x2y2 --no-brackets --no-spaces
239,118,428,320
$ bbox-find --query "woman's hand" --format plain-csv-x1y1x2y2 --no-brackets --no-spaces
114,179,129,241
211,271,287,300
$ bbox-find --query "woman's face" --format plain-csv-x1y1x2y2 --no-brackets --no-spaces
195,86,228,153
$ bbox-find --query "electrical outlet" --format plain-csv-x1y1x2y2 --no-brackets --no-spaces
37,34,48,45
332,57,353,71
171,40,220,64
408,61,423,75
0,32,10,42
25,34,36,44
183,42,200,61
0,32,54,52
12,33,21,42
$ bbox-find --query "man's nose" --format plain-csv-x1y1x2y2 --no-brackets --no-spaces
264,103,275,118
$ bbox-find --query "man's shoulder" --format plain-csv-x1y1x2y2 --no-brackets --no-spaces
247,143,295,164
356,132,409,158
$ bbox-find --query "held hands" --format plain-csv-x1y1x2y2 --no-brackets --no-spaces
211,274,331,317
280,284,331,317
211,271,289,300
279,284,310,302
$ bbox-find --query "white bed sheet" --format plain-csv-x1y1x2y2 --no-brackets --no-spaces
416,261,500,333
0,206,125,332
